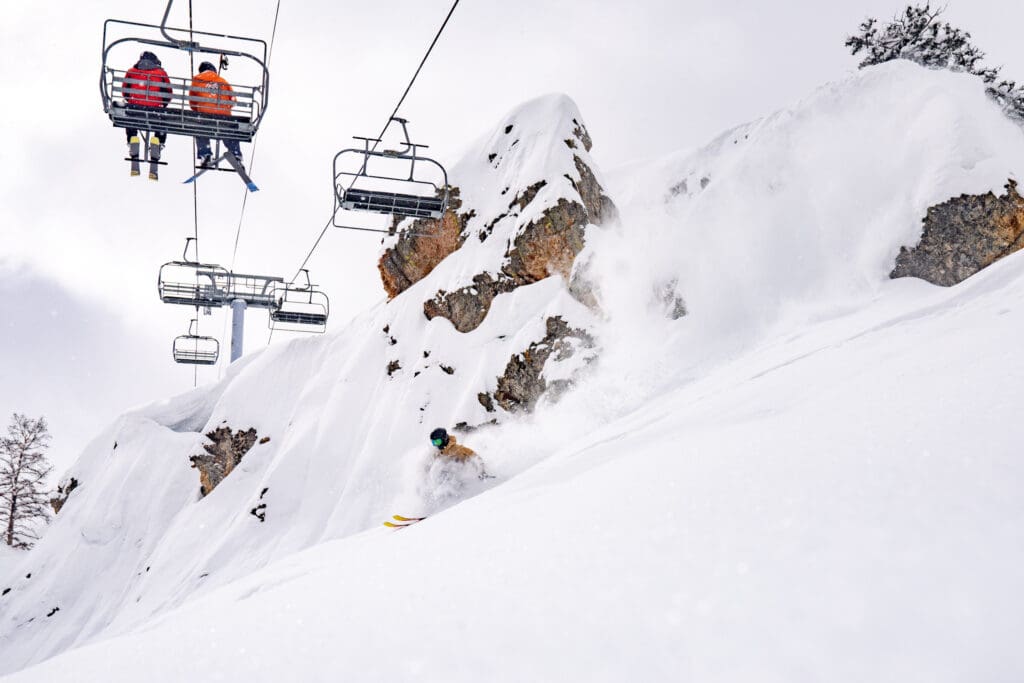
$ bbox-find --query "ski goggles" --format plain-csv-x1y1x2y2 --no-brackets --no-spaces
431,437,445,447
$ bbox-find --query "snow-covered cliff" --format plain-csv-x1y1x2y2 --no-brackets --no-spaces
3,62,1024,681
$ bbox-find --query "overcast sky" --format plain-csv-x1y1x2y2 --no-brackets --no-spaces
2,0,1022,472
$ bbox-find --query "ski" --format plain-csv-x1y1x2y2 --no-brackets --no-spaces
383,521,416,529
185,152,259,192
183,156,222,185
383,514,427,529
223,151,259,192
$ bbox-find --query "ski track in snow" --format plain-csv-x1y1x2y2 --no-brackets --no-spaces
2,62,1024,681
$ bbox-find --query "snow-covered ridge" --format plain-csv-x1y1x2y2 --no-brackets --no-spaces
3,62,1024,679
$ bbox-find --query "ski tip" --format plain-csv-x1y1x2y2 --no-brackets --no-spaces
183,178,195,184
246,183,259,192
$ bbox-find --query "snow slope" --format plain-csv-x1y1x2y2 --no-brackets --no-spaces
3,61,1024,680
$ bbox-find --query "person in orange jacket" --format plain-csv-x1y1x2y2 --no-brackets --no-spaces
188,61,242,166
429,428,477,461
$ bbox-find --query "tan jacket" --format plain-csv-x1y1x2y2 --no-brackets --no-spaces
438,436,476,461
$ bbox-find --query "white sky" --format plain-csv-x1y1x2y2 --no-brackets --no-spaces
1,0,1022,472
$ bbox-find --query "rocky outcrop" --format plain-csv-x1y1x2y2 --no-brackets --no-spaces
478,316,596,413
423,273,517,333
49,477,79,515
377,190,470,299
189,426,258,497
425,128,616,333
504,198,590,284
891,180,1024,286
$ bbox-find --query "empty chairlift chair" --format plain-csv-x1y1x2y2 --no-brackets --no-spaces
173,319,219,365
333,117,449,230
269,270,329,333
100,3,269,144
157,242,232,308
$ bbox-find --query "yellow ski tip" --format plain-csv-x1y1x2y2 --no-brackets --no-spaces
383,521,408,528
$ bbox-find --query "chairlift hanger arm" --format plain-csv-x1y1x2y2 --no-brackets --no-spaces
160,0,198,48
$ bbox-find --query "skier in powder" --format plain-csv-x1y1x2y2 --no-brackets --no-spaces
188,61,243,168
121,51,171,179
430,427,477,462
421,428,490,509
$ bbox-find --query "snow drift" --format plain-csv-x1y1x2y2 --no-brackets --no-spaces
2,61,1024,681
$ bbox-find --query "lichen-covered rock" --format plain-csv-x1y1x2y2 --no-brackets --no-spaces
377,190,469,300
891,180,1024,286
189,426,258,497
49,477,79,515
504,199,590,284
479,316,596,413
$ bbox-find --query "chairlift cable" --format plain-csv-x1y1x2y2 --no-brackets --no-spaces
229,0,282,273
284,0,461,288
188,0,200,387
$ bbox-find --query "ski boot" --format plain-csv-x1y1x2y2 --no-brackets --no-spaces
129,136,141,177
148,136,163,181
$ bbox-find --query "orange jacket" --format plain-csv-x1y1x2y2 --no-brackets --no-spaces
188,70,236,116
438,437,476,461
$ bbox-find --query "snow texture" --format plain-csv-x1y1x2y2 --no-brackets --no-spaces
2,62,1024,681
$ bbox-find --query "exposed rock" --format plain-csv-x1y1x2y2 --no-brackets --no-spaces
572,156,617,225
250,487,269,523
477,392,496,413
571,118,593,152
377,189,471,299
423,112,616,334
505,198,590,283
453,419,498,433
387,360,402,376
891,180,1024,286
49,477,79,515
189,426,258,497
483,316,596,413
424,273,517,333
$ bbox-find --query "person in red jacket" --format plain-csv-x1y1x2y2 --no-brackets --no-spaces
122,51,172,179
189,61,242,167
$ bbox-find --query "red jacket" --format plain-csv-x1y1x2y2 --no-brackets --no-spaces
124,65,172,108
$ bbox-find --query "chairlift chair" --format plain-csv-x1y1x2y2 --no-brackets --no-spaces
269,270,329,333
173,319,219,365
333,117,450,231
100,1,269,143
157,238,231,307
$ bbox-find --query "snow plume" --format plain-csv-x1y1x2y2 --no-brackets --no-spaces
4,62,1024,680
